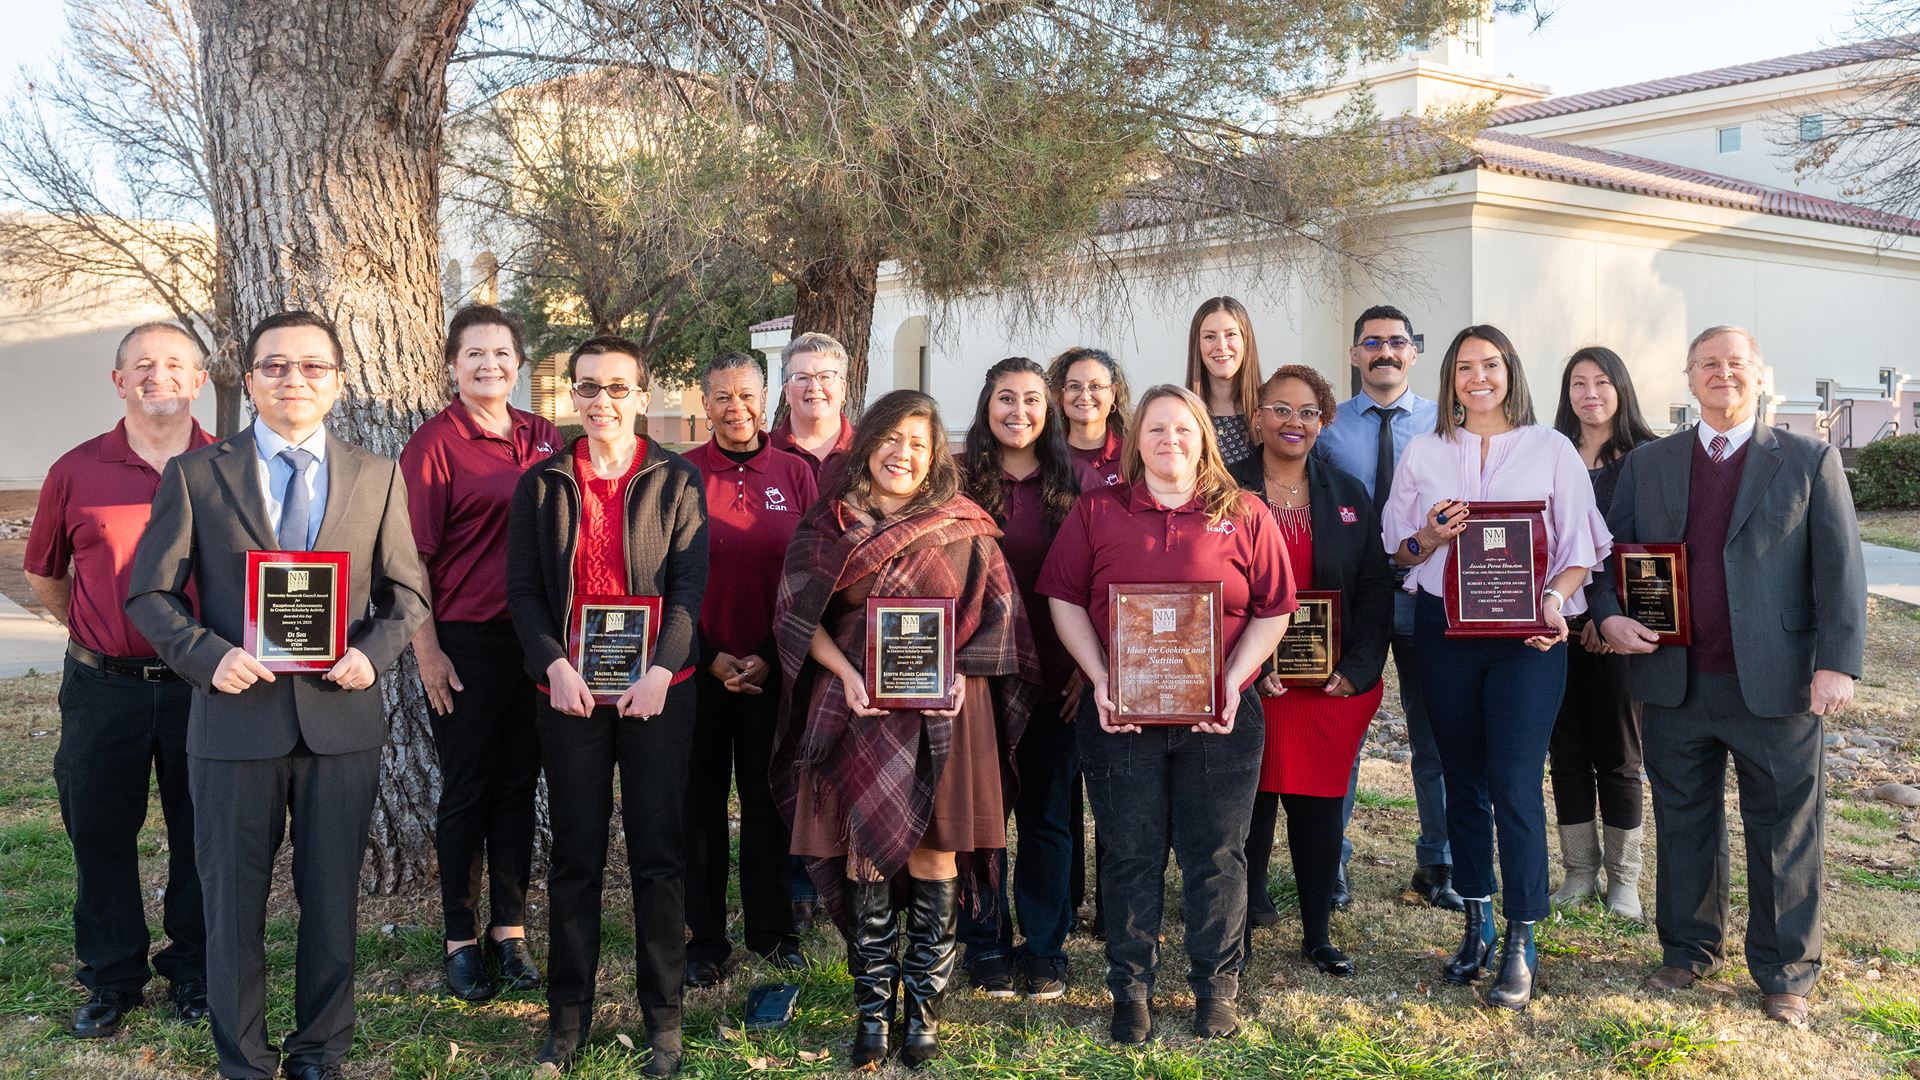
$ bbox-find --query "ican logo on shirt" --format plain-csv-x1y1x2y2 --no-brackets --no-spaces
1206,520,1237,535
764,486,790,512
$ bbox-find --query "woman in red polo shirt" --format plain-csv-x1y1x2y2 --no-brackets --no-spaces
1048,345,1132,489
399,304,560,1002
1037,384,1294,1044
680,351,816,986
771,390,1038,1071
506,335,708,1078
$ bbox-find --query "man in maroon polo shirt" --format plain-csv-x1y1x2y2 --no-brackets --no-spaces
24,322,215,1038
767,332,856,485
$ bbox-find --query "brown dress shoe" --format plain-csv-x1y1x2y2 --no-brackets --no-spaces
1762,993,1809,1024
1644,965,1698,991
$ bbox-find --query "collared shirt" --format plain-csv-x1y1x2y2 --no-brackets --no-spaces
1036,480,1296,691
997,468,1075,694
684,436,817,658
1314,388,1439,504
252,418,329,550
1070,428,1125,489
399,399,561,624
768,414,855,483
25,419,216,658
1695,411,1759,458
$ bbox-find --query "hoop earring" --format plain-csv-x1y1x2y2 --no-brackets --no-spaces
1452,402,1466,425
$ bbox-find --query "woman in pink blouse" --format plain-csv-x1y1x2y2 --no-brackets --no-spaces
1382,325,1610,1012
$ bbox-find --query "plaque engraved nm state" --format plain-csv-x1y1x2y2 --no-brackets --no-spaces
865,597,957,710
244,550,349,673
1273,590,1341,685
1108,582,1222,725
569,595,663,705
1443,501,1551,639
1615,542,1691,645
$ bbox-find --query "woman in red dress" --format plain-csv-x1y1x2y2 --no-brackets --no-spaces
1229,365,1394,977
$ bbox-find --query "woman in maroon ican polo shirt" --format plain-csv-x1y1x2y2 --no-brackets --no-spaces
1037,384,1294,1044
399,304,560,1002
1047,345,1132,489
771,390,1038,1070
680,351,816,986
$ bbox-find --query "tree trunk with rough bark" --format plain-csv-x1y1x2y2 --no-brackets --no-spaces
790,254,881,420
194,0,476,893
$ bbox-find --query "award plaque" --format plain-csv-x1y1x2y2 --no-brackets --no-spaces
1615,543,1691,645
1443,501,1552,639
1273,590,1341,686
1108,582,1222,725
865,597,958,710
568,595,663,705
245,550,349,673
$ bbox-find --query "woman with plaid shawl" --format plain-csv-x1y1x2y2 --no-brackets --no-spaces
771,390,1040,1071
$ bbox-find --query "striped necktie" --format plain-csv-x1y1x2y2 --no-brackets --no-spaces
1708,433,1729,463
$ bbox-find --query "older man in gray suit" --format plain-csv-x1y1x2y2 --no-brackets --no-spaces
1589,325,1864,1026
127,310,429,1080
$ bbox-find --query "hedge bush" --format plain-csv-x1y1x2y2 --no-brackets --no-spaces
1854,433,1920,509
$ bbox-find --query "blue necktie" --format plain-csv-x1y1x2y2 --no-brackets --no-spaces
278,448,316,551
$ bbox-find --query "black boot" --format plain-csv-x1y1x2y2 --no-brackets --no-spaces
1484,920,1536,1011
1443,899,1497,985
535,1012,592,1070
444,943,497,1002
1411,864,1466,912
900,876,960,1070
845,879,898,1070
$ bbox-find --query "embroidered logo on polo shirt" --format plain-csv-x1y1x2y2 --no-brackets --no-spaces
1338,505,1357,524
764,486,790,511
537,442,555,454
1103,471,1121,486
1206,520,1237,535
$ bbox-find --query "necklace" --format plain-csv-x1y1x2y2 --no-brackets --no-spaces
1263,468,1305,507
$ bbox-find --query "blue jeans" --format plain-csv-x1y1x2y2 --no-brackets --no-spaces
1340,589,1451,871
959,698,1079,962
1079,686,1262,1002
1411,593,1566,922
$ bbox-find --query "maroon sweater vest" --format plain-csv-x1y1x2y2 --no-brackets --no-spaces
1684,435,1750,674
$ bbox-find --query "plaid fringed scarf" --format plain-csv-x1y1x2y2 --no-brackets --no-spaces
771,494,1040,923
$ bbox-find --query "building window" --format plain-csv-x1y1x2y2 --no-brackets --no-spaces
1669,404,1691,428
1717,126,1742,154
1799,115,1825,142
1816,379,1834,412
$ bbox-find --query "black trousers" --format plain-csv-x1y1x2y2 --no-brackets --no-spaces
1548,633,1645,828
53,656,204,996
1246,792,1343,949
192,747,381,1079
685,669,797,963
429,621,541,940
539,681,696,1038
1643,671,1824,996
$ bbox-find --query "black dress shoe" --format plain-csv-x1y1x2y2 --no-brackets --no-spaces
488,935,544,991
1110,999,1152,1044
536,1023,592,1069
281,1063,346,1080
1302,944,1356,978
444,943,497,1002
761,946,806,971
68,987,136,1039
643,1031,684,1078
1411,864,1466,912
1330,866,1353,912
683,955,725,989
1192,997,1239,1039
170,979,210,1022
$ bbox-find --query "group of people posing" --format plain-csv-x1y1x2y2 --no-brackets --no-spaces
26,295,1865,1080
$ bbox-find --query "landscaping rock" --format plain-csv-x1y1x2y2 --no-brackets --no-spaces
1874,783,1920,808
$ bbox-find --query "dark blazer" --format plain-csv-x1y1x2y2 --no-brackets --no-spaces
1230,454,1394,692
1586,422,1866,717
126,426,431,759
506,436,709,682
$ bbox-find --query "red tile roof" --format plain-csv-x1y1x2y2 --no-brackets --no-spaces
748,314,794,333
1447,129,1920,236
1488,35,1919,126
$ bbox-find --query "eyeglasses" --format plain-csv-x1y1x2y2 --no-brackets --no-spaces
1691,359,1756,375
1358,336,1414,351
1258,403,1323,423
252,360,338,380
573,381,637,398
786,371,843,389
1063,381,1112,399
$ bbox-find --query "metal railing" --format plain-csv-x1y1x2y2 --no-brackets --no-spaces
1818,398,1855,448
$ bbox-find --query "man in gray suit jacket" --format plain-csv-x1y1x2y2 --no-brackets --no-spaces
127,311,430,1080
1590,325,1864,1026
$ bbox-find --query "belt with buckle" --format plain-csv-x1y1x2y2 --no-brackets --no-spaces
66,641,179,682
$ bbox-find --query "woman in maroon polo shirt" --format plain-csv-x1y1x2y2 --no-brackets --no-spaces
1047,346,1132,489
955,357,1084,1000
680,351,817,987
399,304,560,1002
771,390,1038,1070
1184,297,1264,467
1037,384,1294,1044
506,335,708,1077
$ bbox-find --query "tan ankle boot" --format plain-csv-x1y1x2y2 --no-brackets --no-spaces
1550,820,1602,907
1602,824,1644,921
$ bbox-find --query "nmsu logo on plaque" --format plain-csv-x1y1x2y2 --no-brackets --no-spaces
606,611,626,632
288,569,310,592
1483,526,1507,554
1152,608,1177,634
900,613,921,635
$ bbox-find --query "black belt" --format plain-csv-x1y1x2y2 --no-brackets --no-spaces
66,641,180,682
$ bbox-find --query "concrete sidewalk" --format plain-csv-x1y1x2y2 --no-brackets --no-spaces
1864,541,1920,607
0,592,66,678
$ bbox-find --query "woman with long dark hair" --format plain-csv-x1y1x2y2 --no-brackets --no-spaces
1184,298,1264,467
955,358,1084,1000
1048,346,1133,488
1546,346,1657,919
1384,325,1610,1012
772,390,1039,1070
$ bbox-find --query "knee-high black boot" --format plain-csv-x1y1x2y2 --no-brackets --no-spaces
900,876,960,1070
1484,920,1536,1011
845,880,899,1070
1443,898,1497,985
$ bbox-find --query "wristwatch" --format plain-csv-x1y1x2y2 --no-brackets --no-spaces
1543,587,1567,610
1403,535,1422,556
